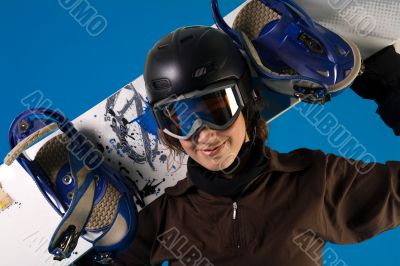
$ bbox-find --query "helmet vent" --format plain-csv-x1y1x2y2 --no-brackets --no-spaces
157,43,169,50
180,35,194,44
183,26,200,30
152,79,171,90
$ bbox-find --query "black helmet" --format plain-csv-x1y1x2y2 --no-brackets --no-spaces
144,26,252,106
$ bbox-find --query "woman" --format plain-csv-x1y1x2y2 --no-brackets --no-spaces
117,26,400,266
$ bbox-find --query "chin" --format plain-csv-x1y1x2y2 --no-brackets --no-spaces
199,152,238,172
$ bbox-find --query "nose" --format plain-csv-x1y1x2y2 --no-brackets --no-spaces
193,126,217,145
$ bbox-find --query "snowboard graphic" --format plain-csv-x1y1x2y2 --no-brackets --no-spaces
1,0,400,265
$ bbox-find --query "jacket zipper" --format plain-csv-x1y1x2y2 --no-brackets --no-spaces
232,201,240,248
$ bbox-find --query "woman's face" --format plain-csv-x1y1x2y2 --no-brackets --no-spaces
179,112,248,171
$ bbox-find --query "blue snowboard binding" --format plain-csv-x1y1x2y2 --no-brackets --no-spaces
212,0,363,104
5,108,139,264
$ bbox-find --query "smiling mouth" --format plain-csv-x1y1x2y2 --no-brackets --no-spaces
200,141,226,157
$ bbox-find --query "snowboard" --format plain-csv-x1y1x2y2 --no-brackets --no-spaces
1,0,400,265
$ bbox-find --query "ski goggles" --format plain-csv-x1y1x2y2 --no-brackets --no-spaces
152,80,245,140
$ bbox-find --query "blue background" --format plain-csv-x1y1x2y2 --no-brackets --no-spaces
0,0,399,265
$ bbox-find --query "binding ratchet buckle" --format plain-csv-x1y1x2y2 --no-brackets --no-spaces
53,225,80,261
294,86,331,104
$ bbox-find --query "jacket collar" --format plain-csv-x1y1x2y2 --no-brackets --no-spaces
165,147,311,197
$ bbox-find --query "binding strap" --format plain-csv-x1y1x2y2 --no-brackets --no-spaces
4,122,58,166
48,152,96,260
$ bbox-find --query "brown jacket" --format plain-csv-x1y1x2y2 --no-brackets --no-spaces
118,147,400,266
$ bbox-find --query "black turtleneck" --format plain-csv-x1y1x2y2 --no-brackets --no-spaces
187,138,269,197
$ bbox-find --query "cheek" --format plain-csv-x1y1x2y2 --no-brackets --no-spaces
228,114,247,145
179,139,194,155
233,126,246,152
